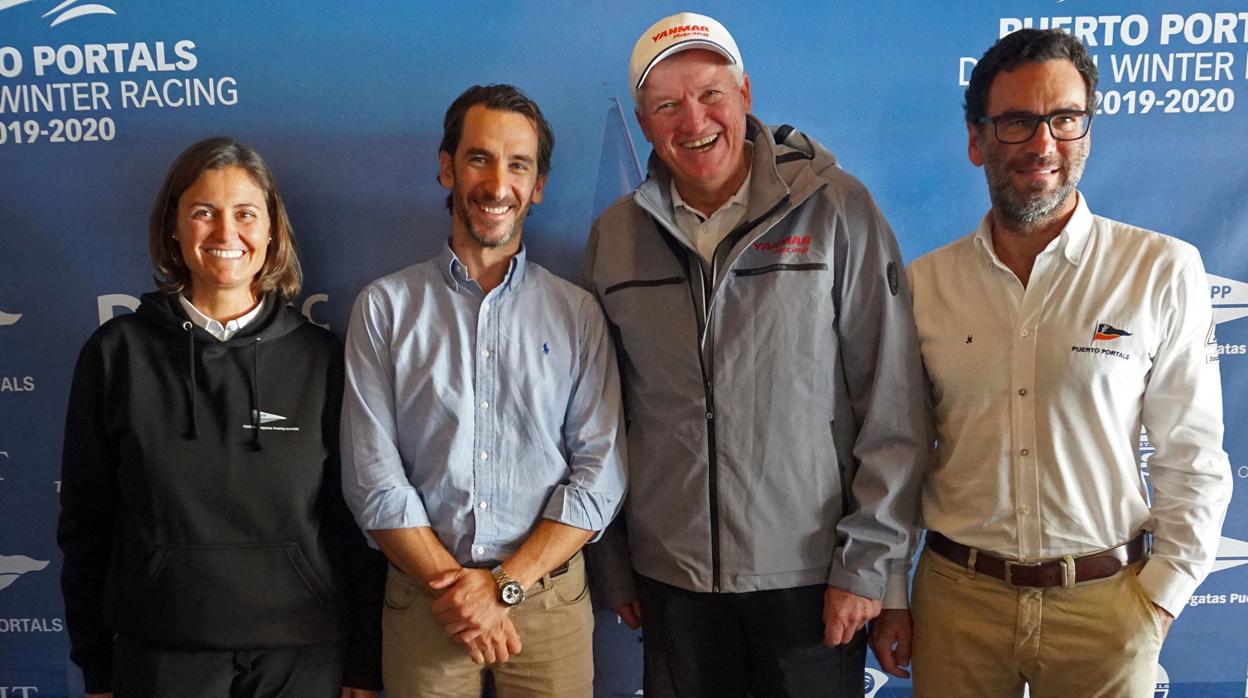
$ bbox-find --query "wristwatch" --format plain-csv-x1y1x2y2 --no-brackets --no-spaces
491,564,525,607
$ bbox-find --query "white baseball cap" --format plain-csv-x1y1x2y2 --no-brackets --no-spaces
629,12,743,99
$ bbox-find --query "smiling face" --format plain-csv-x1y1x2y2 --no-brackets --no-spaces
969,59,1090,230
439,104,546,252
175,166,270,305
635,49,751,211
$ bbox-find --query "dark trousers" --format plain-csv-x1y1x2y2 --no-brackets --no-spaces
636,575,867,698
112,635,344,698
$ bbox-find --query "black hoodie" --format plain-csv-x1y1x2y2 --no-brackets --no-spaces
58,292,383,693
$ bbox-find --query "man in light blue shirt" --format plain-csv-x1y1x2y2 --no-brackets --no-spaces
341,84,627,697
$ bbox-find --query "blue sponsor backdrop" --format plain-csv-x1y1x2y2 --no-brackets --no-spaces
2,1,1246,695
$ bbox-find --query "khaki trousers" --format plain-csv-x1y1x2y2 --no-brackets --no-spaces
382,552,594,698
911,548,1164,698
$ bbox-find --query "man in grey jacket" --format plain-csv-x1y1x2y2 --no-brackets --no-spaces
583,12,932,696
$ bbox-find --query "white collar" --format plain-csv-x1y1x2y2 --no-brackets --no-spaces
178,295,267,342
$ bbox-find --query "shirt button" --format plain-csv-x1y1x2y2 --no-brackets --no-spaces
480,400,490,410
1020,448,1029,456
479,451,489,461
479,501,488,509
482,349,491,359
1020,506,1031,515
475,546,485,555
1018,388,1027,396
1020,329,1030,337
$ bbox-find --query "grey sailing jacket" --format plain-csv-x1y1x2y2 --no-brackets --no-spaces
583,116,932,605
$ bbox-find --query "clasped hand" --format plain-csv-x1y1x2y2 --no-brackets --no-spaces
429,568,522,664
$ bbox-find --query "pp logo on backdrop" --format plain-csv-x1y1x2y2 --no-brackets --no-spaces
1210,536,1248,574
0,554,49,592
0,0,115,27
864,668,888,698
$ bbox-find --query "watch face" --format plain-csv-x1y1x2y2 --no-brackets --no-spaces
501,580,525,606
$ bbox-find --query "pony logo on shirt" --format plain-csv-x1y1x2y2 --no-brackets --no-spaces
542,342,551,355
1092,322,1132,341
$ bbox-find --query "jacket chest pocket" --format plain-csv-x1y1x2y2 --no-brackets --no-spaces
602,277,701,371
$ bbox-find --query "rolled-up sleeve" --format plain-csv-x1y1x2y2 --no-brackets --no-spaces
341,284,431,534
541,294,628,539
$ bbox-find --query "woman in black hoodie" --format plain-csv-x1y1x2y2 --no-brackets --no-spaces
58,138,383,698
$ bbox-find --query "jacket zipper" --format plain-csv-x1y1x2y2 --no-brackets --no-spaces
647,187,793,595
686,267,722,593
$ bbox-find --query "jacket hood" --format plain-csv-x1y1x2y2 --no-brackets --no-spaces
135,291,307,446
135,291,307,345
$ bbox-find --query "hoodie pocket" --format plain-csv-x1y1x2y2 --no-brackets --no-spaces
128,542,338,646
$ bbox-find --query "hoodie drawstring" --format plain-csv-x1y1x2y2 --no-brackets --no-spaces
249,337,263,451
182,321,199,439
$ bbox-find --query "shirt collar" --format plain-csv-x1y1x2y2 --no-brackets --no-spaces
669,144,753,221
178,294,267,342
972,191,1093,267
437,240,528,293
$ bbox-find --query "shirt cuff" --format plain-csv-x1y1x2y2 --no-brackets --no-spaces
1136,556,1198,618
358,485,431,534
883,570,911,609
541,484,611,540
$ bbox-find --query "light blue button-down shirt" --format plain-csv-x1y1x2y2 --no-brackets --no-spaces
341,243,627,565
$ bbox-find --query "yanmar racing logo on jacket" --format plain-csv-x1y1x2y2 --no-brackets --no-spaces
653,24,710,42
753,235,811,255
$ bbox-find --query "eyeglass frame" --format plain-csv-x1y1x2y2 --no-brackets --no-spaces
972,110,1093,144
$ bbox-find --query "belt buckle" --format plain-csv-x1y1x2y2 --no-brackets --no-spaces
1003,558,1043,585
1060,555,1077,588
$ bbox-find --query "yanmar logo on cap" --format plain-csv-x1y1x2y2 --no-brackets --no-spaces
652,24,710,42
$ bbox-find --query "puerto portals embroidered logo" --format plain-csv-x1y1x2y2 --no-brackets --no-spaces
1071,322,1132,360
1092,322,1132,341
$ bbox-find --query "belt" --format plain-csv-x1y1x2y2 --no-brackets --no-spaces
925,531,1147,588
478,559,572,579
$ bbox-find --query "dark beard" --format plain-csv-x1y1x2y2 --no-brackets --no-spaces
987,170,1074,229
983,154,1085,231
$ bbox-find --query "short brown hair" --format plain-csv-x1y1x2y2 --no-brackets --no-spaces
965,29,1099,123
148,137,302,300
439,84,554,211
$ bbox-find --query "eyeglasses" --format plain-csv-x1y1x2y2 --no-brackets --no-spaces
973,110,1092,144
